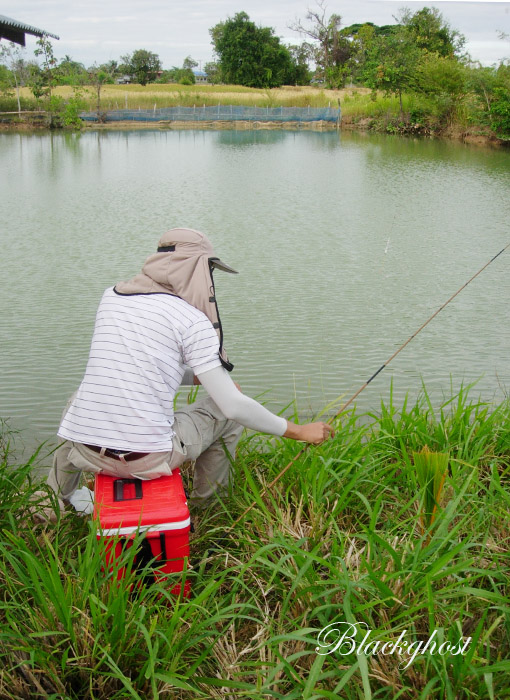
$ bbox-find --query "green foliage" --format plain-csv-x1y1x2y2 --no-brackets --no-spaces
367,27,422,114
2,384,510,697
57,55,88,86
33,35,58,99
399,6,466,58
159,67,196,85
491,86,510,137
121,49,162,86
415,55,468,125
290,3,345,87
203,61,221,84
413,445,449,541
61,92,87,129
210,11,295,88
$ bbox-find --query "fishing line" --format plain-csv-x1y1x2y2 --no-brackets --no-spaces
230,242,510,528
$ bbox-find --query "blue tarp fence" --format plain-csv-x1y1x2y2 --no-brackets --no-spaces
80,105,341,123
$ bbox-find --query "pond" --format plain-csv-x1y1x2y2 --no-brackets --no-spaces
1,127,509,456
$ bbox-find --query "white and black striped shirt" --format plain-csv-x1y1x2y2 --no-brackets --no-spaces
58,287,222,451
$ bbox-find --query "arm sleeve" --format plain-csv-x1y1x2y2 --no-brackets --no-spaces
180,367,195,386
196,366,287,436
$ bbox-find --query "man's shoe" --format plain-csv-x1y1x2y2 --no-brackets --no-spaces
29,490,66,523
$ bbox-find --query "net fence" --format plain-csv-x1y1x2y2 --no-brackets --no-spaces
80,105,341,123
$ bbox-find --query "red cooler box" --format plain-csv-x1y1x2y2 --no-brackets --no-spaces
94,469,190,596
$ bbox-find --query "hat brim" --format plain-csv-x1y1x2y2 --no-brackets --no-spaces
210,257,238,274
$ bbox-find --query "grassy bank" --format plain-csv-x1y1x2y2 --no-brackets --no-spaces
2,84,505,143
1,384,509,698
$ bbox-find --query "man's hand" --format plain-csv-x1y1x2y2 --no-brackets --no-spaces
284,420,334,445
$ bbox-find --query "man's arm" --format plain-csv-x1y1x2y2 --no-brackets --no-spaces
196,366,334,445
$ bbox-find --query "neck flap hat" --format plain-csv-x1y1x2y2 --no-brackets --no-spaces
115,228,237,371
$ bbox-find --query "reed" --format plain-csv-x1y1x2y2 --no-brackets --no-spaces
413,446,449,543
1,383,509,698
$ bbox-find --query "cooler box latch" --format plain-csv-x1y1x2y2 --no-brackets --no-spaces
114,478,143,502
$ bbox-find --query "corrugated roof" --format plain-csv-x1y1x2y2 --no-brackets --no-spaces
0,14,59,46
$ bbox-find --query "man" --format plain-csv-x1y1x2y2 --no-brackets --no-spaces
41,228,333,519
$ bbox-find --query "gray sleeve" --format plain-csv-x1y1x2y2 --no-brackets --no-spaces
180,367,195,386
196,366,287,436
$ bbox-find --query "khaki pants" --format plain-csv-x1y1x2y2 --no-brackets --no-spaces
47,396,244,505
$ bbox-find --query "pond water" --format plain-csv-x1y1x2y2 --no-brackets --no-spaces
1,127,510,456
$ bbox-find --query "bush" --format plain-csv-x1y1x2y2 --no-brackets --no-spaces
491,86,510,137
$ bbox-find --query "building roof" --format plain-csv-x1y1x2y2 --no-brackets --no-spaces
0,14,59,47
193,69,208,77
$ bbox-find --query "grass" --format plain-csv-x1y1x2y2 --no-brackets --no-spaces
7,84,361,112
1,382,510,698
1,85,482,137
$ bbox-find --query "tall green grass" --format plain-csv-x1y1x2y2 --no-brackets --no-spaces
1,383,509,698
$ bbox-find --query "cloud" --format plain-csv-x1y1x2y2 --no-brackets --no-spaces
65,16,137,24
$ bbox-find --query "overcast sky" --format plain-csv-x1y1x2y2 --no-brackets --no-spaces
3,1,510,69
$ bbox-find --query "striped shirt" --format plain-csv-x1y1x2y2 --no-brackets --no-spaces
58,287,222,451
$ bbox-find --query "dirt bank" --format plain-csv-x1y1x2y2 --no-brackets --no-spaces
340,114,509,148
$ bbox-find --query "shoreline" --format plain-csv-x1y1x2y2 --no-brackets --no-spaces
1,116,508,147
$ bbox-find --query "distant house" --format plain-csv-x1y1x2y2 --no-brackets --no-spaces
115,75,132,84
193,69,208,84
0,14,59,46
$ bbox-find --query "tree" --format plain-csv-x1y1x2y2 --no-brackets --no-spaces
204,61,221,84
210,11,294,88
287,44,312,85
399,7,465,58
289,1,348,87
58,55,88,85
158,57,197,85
121,49,161,85
183,56,198,71
365,26,421,116
468,61,510,134
89,64,113,120
32,35,58,99
0,42,30,113
415,55,467,125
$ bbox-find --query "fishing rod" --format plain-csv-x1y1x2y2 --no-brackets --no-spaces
230,242,510,529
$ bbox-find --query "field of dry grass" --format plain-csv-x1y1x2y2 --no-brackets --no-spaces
18,83,371,110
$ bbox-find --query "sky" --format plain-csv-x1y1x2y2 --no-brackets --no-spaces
3,0,510,69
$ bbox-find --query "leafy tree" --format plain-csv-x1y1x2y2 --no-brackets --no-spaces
203,61,221,84
183,56,198,71
88,64,114,120
468,65,501,120
469,62,510,135
365,26,421,116
121,49,161,85
399,7,465,58
339,22,396,84
210,11,294,88
287,45,312,85
58,55,88,85
33,35,58,99
157,57,196,85
415,55,468,125
0,42,30,113
99,60,119,77
491,86,510,137
289,1,346,87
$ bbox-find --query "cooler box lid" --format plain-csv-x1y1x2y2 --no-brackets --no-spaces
94,469,190,535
